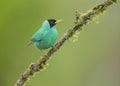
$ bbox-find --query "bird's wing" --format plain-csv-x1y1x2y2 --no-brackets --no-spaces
31,28,45,42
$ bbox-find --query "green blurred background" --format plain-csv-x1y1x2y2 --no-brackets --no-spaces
0,0,120,86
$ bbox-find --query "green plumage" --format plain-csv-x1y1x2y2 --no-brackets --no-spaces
31,19,59,50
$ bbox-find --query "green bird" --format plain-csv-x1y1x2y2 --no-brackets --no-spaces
30,19,62,50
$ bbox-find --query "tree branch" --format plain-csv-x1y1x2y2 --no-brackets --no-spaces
15,0,117,86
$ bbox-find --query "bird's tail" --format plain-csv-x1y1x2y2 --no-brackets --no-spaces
26,41,33,47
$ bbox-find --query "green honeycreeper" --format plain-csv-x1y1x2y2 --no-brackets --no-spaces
30,19,62,50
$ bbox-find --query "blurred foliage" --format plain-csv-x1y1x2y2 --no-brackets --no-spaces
0,0,120,86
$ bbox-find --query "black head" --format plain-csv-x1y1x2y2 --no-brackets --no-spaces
47,19,56,28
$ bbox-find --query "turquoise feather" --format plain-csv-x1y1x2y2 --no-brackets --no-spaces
31,19,61,50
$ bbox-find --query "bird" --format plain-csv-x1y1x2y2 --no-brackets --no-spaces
29,19,62,50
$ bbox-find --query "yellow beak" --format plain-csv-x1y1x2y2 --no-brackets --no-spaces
55,19,63,24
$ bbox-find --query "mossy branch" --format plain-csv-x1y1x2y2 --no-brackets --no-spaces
15,0,117,86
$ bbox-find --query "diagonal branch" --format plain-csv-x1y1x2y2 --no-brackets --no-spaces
15,0,117,86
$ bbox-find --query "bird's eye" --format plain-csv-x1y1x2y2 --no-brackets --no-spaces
51,21,54,24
